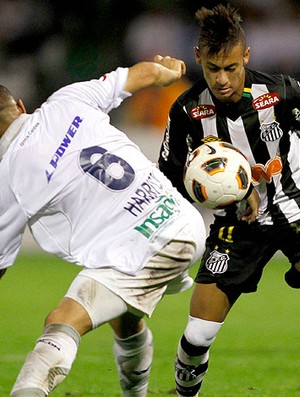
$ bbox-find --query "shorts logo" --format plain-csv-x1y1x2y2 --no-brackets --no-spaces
205,250,229,274
260,121,283,142
191,105,215,119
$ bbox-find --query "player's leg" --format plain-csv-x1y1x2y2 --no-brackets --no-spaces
10,297,88,397
283,223,300,288
175,282,230,397
285,260,300,288
10,276,128,397
110,313,153,397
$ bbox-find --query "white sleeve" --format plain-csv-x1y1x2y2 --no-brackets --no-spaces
47,67,132,114
0,186,27,270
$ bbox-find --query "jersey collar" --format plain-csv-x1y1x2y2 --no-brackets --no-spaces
0,114,31,161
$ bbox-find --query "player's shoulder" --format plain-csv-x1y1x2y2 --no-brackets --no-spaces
246,68,300,90
246,68,300,99
246,68,285,86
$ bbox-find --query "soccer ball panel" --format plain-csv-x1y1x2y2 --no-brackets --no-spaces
183,141,252,209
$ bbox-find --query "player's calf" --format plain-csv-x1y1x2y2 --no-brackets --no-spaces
175,316,223,397
10,324,80,397
113,326,153,397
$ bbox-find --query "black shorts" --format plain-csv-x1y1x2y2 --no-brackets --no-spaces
195,218,300,303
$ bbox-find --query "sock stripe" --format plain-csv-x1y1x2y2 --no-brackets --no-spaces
181,334,209,356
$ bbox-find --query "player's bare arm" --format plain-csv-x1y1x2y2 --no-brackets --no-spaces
124,55,186,94
238,187,259,224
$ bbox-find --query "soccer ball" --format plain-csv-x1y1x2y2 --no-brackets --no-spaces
183,141,252,209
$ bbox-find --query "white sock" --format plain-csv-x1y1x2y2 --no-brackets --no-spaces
113,326,153,397
10,324,80,397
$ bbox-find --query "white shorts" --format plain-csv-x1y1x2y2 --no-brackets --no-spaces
65,222,205,326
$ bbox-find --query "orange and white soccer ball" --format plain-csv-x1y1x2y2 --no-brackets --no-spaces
183,141,252,209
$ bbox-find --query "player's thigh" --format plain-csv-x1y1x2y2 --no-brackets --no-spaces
64,274,128,330
190,282,231,322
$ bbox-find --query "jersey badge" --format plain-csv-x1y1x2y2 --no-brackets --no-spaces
260,121,283,142
205,250,229,274
252,92,280,110
191,105,215,119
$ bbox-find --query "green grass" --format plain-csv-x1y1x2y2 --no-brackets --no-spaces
1,252,300,396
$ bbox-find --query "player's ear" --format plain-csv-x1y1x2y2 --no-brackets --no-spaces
17,99,27,114
243,47,251,66
194,46,202,65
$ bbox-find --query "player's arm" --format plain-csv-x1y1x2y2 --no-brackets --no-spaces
238,187,259,224
124,55,186,94
288,76,300,131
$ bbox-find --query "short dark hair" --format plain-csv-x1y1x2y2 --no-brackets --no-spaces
195,3,246,57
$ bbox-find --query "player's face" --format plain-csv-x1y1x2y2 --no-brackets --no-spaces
195,44,250,103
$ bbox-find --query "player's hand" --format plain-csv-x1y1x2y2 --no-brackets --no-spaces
125,56,186,93
238,188,259,224
153,55,186,86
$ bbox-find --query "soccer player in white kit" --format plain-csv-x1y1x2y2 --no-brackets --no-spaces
0,55,206,397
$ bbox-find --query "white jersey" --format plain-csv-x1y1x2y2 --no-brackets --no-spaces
0,67,201,275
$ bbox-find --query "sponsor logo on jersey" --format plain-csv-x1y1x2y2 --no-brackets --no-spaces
124,172,163,217
45,116,83,182
160,117,170,161
251,156,282,185
205,250,229,274
201,135,222,143
190,105,215,119
260,121,283,142
292,108,300,122
19,122,40,146
134,194,181,239
186,134,193,154
252,92,280,110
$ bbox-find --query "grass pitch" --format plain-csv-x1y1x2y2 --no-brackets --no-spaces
1,252,300,397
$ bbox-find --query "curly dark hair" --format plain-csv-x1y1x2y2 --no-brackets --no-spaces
195,3,246,56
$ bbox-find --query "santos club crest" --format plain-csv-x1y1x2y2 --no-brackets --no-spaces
205,250,229,274
260,121,283,142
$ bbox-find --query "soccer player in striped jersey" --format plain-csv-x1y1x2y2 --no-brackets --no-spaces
158,3,300,396
0,55,207,397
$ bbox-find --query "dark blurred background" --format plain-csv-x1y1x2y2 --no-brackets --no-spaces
1,0,299,112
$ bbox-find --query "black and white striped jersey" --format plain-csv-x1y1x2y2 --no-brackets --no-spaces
158,68,300,226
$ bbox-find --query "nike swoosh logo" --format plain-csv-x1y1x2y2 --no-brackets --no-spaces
206,144,216,154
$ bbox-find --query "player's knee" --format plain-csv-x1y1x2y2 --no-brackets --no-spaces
113,326,153,394
11,324,80,396
184,316,223,347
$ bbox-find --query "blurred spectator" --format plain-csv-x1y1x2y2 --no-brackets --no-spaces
238,0,300,78
0,0,57,111
122,9,196,132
